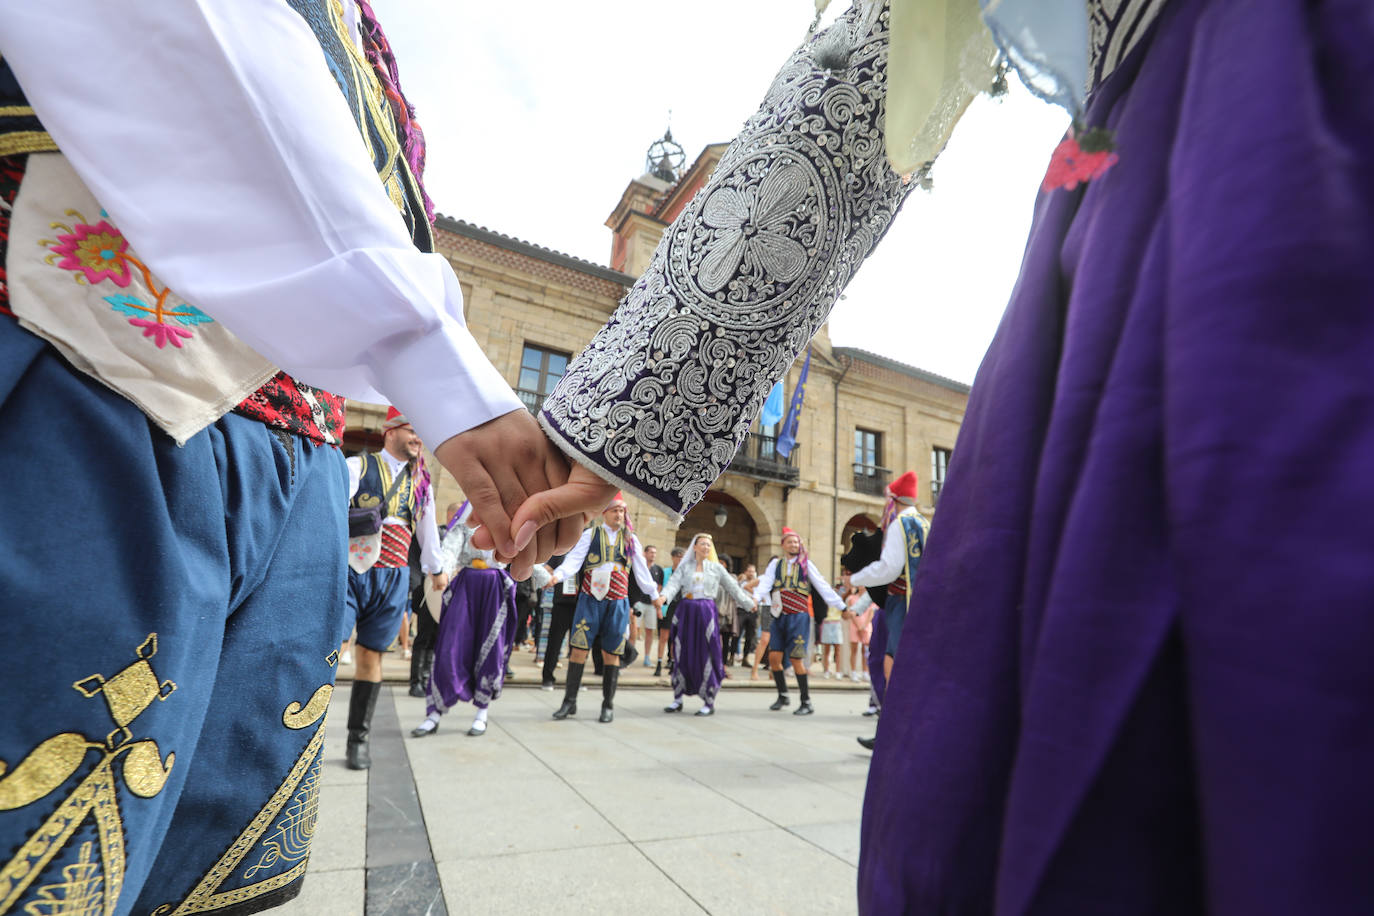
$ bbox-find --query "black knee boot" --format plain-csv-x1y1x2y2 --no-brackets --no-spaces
408,647,425,698
346,680,382,770
794,673,813,715
600,665,619,723
769,669,790,710
409,648,431,697
553,661,583,719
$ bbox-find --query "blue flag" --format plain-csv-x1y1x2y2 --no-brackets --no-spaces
760,381,785,428
775,349,811,459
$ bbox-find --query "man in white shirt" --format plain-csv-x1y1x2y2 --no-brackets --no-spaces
753,528,845,716
0,4,609,912
342,408,447,769
547,493,660,723
849,470,928,751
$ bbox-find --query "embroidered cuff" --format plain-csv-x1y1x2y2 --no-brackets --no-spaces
541,1,911,522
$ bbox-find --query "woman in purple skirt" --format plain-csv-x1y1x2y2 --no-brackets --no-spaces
411,523,542,738
857,1,1374,913
658,534,757,717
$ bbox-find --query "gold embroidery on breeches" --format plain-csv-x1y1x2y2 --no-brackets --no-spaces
0,634,177,916
150,677,331,916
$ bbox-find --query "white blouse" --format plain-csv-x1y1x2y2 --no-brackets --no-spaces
660,560,756,610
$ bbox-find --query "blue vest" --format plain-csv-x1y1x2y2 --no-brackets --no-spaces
897,510,928,587
0,57,57,157
775,558,812,596
284,0,433,253
582,526,629,572
350,453,416,527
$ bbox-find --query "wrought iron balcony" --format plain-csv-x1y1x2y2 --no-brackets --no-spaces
516,388,545,412
728,433,800,485
852,464,891,496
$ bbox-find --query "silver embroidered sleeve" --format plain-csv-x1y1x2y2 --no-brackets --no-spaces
539,1,913,522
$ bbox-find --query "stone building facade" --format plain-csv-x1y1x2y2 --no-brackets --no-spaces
344,142,969,580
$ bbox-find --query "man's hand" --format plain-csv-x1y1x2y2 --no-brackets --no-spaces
433,409,580,580
430,572,449,593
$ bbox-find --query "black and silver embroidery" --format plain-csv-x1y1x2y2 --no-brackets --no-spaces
540,1,911,521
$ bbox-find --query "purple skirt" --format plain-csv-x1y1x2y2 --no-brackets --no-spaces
427,567,517,713
860,0,1374,913
670,598,726,706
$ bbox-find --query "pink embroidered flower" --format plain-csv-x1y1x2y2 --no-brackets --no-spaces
49,221,132,287
127,317,194,349
1042,127,1119,192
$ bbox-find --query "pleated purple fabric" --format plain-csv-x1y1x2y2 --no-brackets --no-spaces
671,598,726,707
859,0,1374,912
427,567,517,713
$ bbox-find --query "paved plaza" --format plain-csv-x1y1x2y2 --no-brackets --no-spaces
282,673,874,915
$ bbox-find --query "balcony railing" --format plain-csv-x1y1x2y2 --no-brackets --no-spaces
728,433,800,485
516,389,545,412
852,464,891,496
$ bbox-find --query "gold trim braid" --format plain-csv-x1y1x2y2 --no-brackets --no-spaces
150,715,327,916
0,132,57,157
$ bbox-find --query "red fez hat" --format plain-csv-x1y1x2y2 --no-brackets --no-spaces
605,491,628,510
383,406,411,432
886,471,919,504
781,527,801,543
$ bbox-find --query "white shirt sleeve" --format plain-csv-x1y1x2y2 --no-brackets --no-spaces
629,537,660,600
850,522,908,588
753,559,780,604
0,0,523,449
659,561,686,606
805,564,844,610
551,529,593,584
719,565,756,609
346,456,362,500
414,485,443,574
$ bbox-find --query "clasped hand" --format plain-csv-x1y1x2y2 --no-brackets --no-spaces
432,409,616,580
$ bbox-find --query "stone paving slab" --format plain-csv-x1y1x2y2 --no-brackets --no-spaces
638,827,857,916
438,843,707,916
301,680,870,913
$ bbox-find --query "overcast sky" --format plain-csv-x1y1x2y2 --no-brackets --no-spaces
371,0,1069,385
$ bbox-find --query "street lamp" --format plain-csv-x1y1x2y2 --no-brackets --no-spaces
713,504,728,528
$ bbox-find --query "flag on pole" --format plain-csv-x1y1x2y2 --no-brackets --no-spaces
775,348,811,459
760,381,785,428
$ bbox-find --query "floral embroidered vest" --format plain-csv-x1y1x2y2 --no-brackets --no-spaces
581,527,631,600
773,558,813,616
350,452,417,526
351,452,419,568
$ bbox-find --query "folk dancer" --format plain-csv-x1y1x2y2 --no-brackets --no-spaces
753,528,844,716
0,0,578,910
344,407,447,768
411,508,548,738
658,534,757,716
548,493,659,723
410,502,468,697
849,470,927,750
